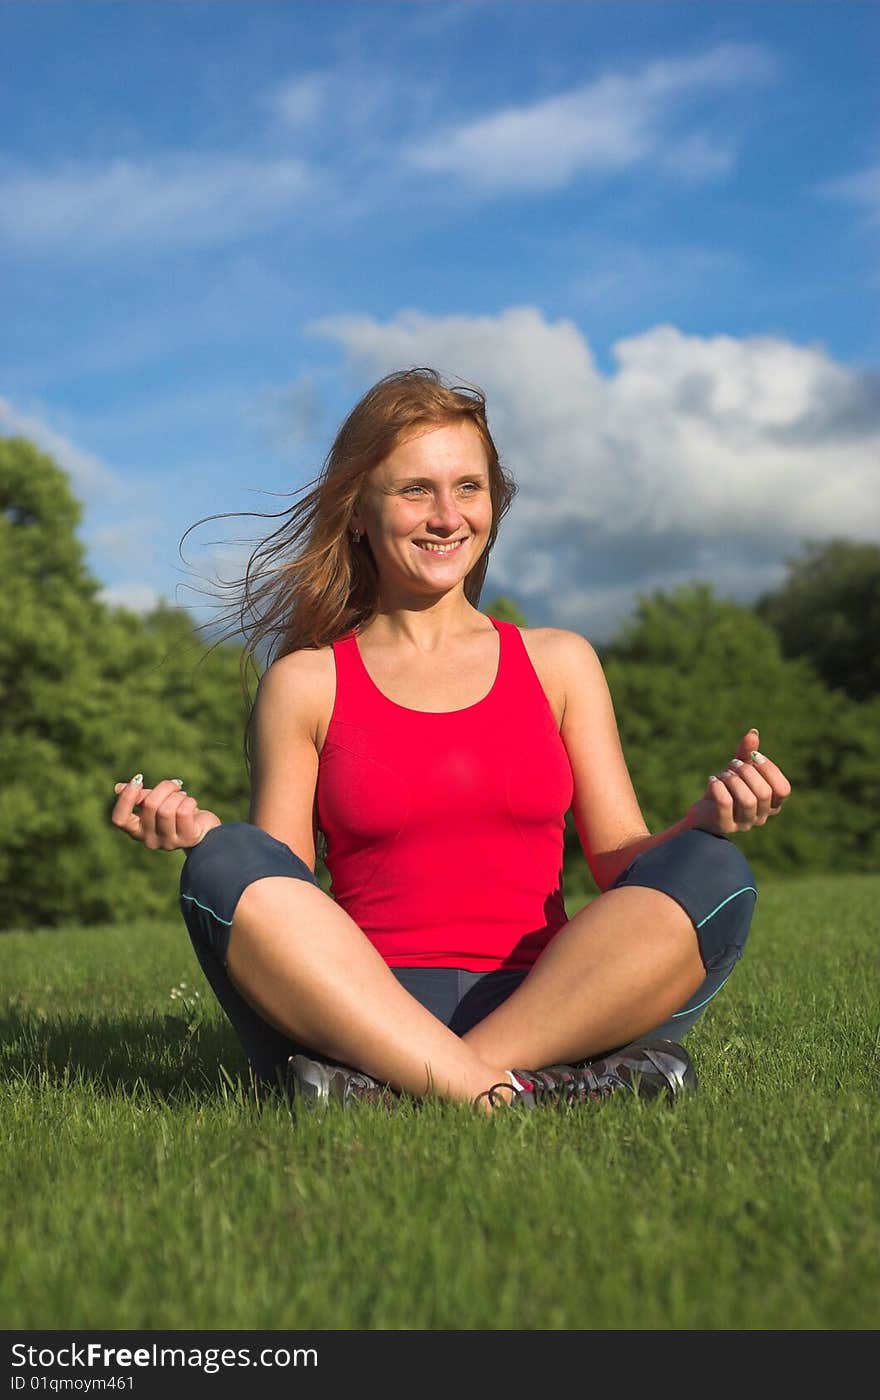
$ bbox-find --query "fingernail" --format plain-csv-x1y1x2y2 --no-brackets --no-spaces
748,728,759,736
750,751,767,764
708,775,718,782
131,773,144,786
172,779,184,788
730,759,744,768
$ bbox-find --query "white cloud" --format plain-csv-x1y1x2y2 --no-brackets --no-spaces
97,582,164,614
0,154,313,254
307,306,879,638
818,160,880,227
654,131,736,181
273,72,330,129
404,42,777,192
0,396,120,497
269,58,443,156
91,521,165,568
0,41,781,265
0,396,172,620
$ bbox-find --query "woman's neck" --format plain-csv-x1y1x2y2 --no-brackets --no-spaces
361,598,492,653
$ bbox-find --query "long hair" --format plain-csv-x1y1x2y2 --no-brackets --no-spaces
182,367,517,763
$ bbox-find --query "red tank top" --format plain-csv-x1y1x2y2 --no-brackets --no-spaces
315,617,574,971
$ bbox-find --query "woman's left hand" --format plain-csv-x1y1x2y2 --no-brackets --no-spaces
687,730,792,836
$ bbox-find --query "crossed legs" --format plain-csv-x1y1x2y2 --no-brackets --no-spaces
224,875,512,1102
221,872,704,1104
180,822,753,1106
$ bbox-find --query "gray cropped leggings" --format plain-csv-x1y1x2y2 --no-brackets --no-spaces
179,823,758,1083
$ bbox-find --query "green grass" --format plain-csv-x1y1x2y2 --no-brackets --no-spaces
2,875,879,1330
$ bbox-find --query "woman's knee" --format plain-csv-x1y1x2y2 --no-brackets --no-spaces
704,830,757,896
179,821,318,961
681,831,758,971
608,830,758,1042
619,828,758,973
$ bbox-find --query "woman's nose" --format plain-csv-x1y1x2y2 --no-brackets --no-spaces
427,490,463,530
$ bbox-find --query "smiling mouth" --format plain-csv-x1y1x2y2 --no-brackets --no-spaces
413,538,467,554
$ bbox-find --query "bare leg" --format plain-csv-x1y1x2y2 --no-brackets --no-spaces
461,886,705,1071
224,877,512,1104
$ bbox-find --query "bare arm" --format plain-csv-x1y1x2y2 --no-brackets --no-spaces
557,632,792,891
247,649,326,871
556,631,660,891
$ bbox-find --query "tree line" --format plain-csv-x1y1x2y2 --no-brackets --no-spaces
2,436,877,930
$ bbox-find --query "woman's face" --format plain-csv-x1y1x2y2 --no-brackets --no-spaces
351,420,493,600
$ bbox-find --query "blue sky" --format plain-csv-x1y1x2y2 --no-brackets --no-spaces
2,0,878,641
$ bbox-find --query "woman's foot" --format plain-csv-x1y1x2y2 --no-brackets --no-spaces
286,1054,399,1108
476,1040,697,1110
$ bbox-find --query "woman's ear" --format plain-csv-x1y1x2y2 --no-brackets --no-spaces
349,491,369,537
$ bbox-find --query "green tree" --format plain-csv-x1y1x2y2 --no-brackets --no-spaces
755,539,880,701
0,438,249,930
562,582,880,894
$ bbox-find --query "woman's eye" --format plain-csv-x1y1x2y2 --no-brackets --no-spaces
401,482,482,495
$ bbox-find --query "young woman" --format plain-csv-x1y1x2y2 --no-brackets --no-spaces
111,368,790,1111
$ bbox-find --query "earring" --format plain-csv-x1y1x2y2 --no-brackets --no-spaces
350,529,362,543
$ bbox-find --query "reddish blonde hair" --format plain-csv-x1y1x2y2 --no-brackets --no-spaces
183,367,517,753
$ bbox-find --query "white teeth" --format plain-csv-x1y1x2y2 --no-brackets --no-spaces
415,540,464,554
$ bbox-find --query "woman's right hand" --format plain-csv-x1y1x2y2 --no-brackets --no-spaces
111,774,222,851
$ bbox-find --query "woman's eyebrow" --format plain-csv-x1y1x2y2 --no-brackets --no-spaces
392,473,488,485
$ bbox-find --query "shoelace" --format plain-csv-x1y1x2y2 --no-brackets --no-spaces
527,1065,618,1105
475,1066,618,1110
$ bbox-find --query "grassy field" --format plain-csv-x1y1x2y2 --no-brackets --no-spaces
2,873,879,1331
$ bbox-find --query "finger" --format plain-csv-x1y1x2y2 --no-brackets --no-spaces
726,759,774,820
135,778,184,810
115,773,143,795
747,751,792,811
136,779,185,836
173,794,201,842
735,728,762,764
715,769,759,826
706,774,735,819
147,788,193,849
110,774,146,830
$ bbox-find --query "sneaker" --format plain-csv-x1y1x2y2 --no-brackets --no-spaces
480,1039,697,1110
584,1039,697,1100
287,1054,398,1109
477,1065,613,1110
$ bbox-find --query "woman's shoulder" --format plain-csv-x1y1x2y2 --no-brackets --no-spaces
508,626,600,730
261,642,336,686
257,645,337,740
513,624,598,668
